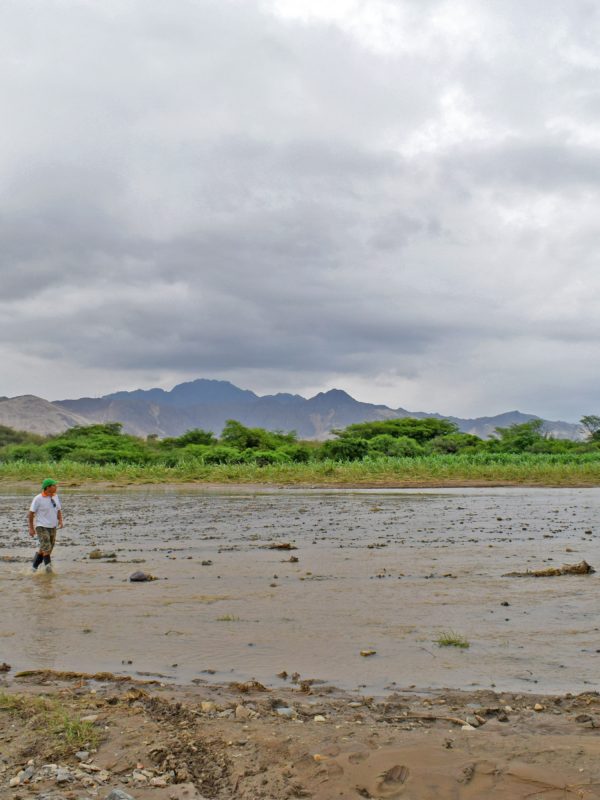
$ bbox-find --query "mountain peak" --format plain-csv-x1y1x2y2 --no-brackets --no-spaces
312,388,355,402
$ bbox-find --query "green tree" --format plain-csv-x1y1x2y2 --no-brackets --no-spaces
580,415,600,441
220,420,296,450
319,437,370,461
427,433,483,454
491,419,545,452
162,428,216,448
43,423,151,463
340,418,458,443
201,446,243,465
0,425,45,447
368,434,424,457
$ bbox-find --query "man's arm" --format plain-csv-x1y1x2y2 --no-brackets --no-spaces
28,510,36,537
57,509,64,529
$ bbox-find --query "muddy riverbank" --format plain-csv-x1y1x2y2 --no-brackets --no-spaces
2,669,600,799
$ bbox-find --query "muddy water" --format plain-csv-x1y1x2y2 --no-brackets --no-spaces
1,488,599,694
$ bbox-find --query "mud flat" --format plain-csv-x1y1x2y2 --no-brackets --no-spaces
2,669,600,799
1,488,600,797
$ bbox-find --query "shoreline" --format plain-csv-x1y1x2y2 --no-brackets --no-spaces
2,478,600,491
2,669,600,798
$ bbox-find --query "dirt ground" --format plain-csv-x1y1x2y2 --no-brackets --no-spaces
2,670,600,800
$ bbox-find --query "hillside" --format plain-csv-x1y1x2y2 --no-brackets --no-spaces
0,395,91,436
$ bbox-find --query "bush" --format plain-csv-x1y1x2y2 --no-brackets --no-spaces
220,420,297,450
178,444,212,459
319,437,370,461
427,433,483,454
161,429,216,448
201,446,243,465
368,434,424,457
0,444,48,462
340,417,459,443
278,444,312,463
241,449,291,466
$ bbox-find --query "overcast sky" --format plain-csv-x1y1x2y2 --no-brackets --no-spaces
2,0,600,420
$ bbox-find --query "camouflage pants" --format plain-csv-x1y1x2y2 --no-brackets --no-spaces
36,526,56,554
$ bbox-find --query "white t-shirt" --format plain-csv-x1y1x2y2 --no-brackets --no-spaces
30,493,61,529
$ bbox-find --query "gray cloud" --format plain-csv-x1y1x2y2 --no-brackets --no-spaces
2,0,600,420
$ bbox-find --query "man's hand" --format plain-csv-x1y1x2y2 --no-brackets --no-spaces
29,530,35,537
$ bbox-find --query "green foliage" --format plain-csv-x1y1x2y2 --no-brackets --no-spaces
0,425,45,447
42,423,151,464
3,451,600,486
427,433,483,454
0,444,48,462
368,434,424,457
221,419,297,450
201,446,243,465
319,437,370,461
241,449,291,465
278,444,312,463
161,428,216,448
435,630,470,648
488,419,579,454
491,419,546,452
581,415,600,441
0,691,101,755
340,417,459,443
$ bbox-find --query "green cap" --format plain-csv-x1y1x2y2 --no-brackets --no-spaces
41,478,57,491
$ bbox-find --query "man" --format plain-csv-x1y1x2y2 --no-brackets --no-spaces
28,478,64,573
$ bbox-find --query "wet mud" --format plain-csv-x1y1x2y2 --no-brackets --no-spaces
1,488,600,695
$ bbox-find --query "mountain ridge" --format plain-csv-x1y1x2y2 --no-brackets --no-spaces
0,379,572,440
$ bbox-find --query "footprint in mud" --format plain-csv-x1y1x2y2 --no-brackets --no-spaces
348,751,369,764
373,765,410,798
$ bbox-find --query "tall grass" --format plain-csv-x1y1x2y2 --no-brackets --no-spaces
2,453,600,486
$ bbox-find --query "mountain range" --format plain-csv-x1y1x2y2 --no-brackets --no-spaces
0,379,584,440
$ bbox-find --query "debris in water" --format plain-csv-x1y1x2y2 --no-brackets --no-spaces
503,560,595,577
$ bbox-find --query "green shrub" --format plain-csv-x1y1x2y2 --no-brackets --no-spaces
319,437,370,461
368,434,424,457
201,446,243,465
0,444,48,462
241,449,291,466
427,433,483,454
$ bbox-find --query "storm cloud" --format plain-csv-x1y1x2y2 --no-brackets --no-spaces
2,0,600,420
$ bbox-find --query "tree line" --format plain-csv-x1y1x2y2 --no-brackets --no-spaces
0,415,599,466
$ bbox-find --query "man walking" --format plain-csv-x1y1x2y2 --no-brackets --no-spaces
28,478,64,573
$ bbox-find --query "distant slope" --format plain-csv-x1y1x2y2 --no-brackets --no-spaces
51,379,584,441
0,395,91,436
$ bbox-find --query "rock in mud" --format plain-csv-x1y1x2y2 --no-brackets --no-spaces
129,571,157,582
90,549,116,559
55,767,73,784
106,791,135,800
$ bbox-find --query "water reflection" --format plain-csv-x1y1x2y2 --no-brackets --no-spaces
20,574,65,668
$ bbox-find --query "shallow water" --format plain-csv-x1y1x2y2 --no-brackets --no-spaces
1,487,599,694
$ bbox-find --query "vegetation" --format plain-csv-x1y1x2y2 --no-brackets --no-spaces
435,631,470,649
0,691,100,755
0,415,598,486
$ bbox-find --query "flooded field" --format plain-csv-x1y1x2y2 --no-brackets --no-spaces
1,487,600,695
